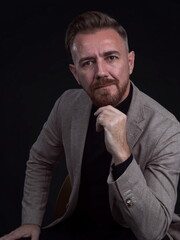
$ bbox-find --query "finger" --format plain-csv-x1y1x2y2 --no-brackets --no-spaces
94,106,110,116
7,231,23,240
94,105,120,117
0,233,17,240
94,105,112,116
0,229,31,240
96,121,104,132
0,234,15,240
95,114,105,132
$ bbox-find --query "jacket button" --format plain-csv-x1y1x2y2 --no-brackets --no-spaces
126,198,133,207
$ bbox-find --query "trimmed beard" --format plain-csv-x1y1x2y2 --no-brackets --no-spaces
89,78,129,107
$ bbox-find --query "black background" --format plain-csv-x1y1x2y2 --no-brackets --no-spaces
0,0,180,236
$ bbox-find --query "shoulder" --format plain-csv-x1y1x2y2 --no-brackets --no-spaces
131,82,179,125
58,88,90,106
129,82,180,147
51,89,92,119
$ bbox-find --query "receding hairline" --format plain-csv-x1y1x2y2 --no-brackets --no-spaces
65,11,129,57
70,27,129,54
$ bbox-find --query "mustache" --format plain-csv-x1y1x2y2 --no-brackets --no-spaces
91,78,119,90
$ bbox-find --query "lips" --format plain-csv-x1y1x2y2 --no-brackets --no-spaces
94,83,115,89
91,78,118,91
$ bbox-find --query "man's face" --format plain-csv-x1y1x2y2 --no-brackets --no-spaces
69,28,135,107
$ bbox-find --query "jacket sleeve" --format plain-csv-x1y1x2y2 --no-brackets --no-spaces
21,95,65,226
108,123,180,240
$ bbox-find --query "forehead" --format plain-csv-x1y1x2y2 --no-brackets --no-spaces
71,28,126,57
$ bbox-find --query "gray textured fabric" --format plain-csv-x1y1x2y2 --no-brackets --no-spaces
22,82,180,240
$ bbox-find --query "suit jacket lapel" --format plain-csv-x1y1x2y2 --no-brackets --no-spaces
126,83,145,150
70,91,92,178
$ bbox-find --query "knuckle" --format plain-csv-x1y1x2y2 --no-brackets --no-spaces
98,114,104,122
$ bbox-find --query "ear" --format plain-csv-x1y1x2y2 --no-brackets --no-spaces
128,51,135,75
69,64,80,85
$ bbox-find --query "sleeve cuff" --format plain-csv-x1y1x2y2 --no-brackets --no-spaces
112,155,133,180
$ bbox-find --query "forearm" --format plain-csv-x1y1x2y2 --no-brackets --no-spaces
21,146,59,226
21,153,53,226
21,100,64,226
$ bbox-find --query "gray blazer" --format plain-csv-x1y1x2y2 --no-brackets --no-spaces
22,82,180,240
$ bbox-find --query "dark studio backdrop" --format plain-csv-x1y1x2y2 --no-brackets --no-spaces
0,0,180,236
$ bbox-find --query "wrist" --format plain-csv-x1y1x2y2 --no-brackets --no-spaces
113,150,131,165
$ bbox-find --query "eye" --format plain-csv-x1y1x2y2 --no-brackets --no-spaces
107,55,118,61
82,60,94,68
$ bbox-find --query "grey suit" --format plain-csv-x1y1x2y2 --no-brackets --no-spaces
22,82,180,240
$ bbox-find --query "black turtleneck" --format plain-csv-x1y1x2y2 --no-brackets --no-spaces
72,84,133,227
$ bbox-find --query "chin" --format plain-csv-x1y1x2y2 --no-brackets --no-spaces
92,94,122,107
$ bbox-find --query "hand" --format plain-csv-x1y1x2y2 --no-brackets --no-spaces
94,105,131,164
0,224,40,240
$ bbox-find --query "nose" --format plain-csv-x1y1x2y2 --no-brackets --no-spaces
95,60,108,80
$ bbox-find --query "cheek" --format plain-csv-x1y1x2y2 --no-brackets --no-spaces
77,72,92,91
110,66,125,79
113,63,129,79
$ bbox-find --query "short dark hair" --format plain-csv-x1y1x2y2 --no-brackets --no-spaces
65,11,129,57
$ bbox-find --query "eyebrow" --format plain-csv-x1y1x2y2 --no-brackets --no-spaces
79,56,95,65
79,50,121,65
103,50,121,57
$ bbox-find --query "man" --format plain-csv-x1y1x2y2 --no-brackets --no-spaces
1,11,180,240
